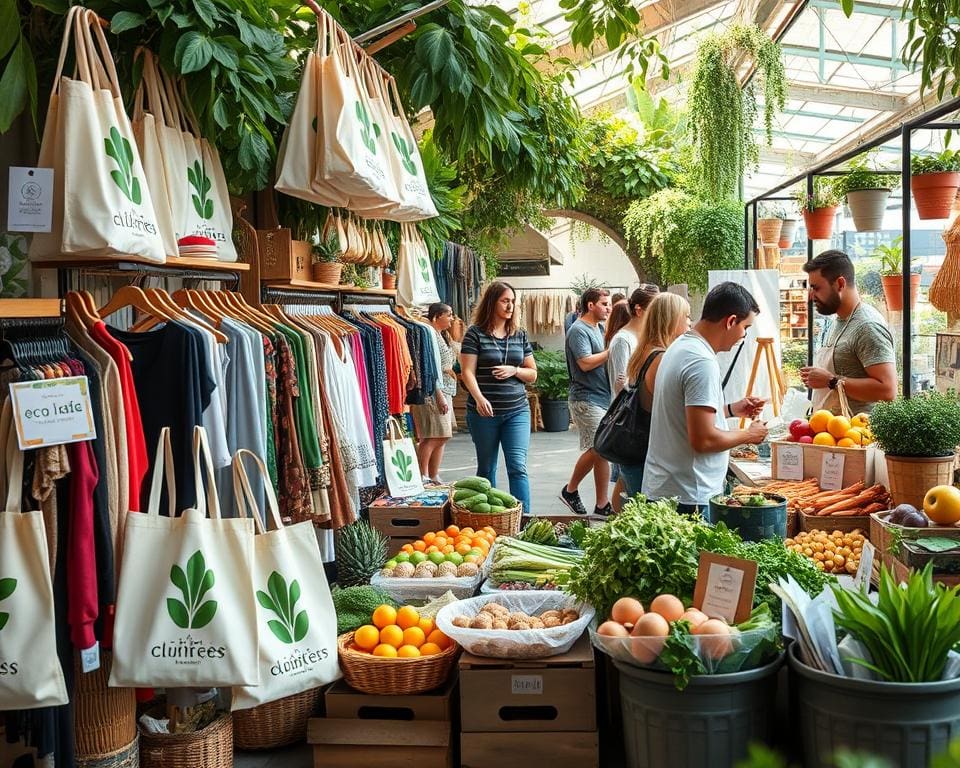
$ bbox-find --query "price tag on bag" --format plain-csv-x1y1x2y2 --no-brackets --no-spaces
820,452,845,490
776,443,804,480
9,377,97,449
7,167,53,232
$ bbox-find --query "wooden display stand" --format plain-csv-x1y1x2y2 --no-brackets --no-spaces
771,441,876,488
739,337,785,428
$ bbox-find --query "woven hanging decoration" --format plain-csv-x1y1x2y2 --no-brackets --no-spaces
929,215,960,322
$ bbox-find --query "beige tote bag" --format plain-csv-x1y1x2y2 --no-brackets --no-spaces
29,8,165,264
396,222,440,306
0,401,69,710
110,427,259,688
230,451,339,710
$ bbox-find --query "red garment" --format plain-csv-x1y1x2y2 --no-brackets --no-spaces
68,440,99,650
379,323,405,414
90,322,148,512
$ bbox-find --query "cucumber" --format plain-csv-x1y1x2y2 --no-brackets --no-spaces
454,476,492,492
488,489,518,507
453,488,480,502
488,505,507,514
473,502,492,514
459,493,489,510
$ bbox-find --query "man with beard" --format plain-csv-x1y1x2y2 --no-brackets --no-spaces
800,250,896,414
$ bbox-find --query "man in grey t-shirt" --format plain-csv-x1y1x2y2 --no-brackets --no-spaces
800,249,897,414
560,288,613,515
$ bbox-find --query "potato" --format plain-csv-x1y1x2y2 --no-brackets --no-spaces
452,615,471,628
471,613,494,629
492,619,509,630
527,617,545,629
543,616,561,628
511,621,531,631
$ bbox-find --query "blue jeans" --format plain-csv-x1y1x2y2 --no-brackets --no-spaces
466,407,532,513
618,464,645,498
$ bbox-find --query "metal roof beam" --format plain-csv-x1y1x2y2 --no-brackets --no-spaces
787,82,910,111
781,43,912,70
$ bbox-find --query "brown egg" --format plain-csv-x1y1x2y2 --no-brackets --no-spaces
693,619,733,660
650,594,685,623
680,609,709,628
611,597,645,626
597,621,630,637
629,613,669,664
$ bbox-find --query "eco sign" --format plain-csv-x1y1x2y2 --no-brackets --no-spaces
168,550,217,630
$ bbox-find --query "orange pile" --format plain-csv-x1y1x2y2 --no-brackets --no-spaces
399,525,497,566
351,604,453,659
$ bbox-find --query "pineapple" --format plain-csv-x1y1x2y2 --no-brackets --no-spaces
335,520,388,587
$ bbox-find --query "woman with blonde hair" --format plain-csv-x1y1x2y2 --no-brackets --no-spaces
616,292,691,499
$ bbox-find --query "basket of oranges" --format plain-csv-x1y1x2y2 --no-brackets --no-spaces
338,604,459,695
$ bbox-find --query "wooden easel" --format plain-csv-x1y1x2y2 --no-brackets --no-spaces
739,337,786,428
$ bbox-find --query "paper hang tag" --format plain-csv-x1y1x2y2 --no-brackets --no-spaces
776,443,804,480
819,452,846,491
693,552,758,625
7,167,54,232
80,642,101,673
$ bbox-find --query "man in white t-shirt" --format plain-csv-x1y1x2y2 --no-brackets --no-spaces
642,282,768,514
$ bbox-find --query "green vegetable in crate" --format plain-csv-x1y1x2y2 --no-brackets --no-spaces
331,585,398,634
453,488,482,502
454,476,492,492
487,489,518,507
335,520,388,588
474,503,492,514
519,518,559,547
458,493,490,510
488,505,507,514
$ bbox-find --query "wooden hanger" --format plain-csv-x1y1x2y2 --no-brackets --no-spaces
210,290,277,335
96,285,173,322
65,291,100,328
172,289,222,329
130,288,229,343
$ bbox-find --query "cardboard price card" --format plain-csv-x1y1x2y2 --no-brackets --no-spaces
693,552,758,624
9,377,97,449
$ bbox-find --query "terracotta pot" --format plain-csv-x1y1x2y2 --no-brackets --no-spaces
757,218,783,245
802,206,837,240
778,219,798,249
846,188,890,232
312,261,342,285
382,271,396,290
912,171,960,220
881,273,921,312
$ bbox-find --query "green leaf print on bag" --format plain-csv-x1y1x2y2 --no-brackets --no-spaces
390,448,414,482
391,132,417,175
167,551,218,630
256,571,309,644
417,253,432,285
187,160,215,220
355,101,381,155
104,126,142,205
0,578,15,632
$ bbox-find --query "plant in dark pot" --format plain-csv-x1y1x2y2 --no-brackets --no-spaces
794,179,840,241
533,349,570,432
833,158,899,232
869,391,960,508
911,149,960,220
874,236,920,311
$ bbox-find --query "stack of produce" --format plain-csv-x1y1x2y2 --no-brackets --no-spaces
738,479,820,511
784,530,866,574
489,537,583,590
785,410,874,447
797,482,890,517
451,477,518,513
378,525,496,580
347,604,453,659
449,601,581,630
335,520,389,587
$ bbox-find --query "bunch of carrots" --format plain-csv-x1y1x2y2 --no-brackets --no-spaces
742,479,891,517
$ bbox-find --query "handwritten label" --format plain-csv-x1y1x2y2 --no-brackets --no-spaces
7,167,53,232
511,675,543,695
853,541,876,593
9,377,97,449
693,552,758,624
820,452,846,490
776,443,804,480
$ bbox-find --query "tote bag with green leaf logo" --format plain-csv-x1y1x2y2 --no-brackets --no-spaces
110,427,258,688
230,450,339,709
382,416,425,498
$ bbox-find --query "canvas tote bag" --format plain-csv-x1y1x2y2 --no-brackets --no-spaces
382,416,424,498
230,450,339,710
110,427,259,688
0,400,69,709
396,222,440,307
29,8,165,264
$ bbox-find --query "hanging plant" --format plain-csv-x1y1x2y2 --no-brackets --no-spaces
414,131,467,261
688,24,786,201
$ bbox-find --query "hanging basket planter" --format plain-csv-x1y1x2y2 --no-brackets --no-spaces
912,171,960,220
881,273,921,312
846,189,890,232
802,206,838,240
757,218,783,245
778,219,798,249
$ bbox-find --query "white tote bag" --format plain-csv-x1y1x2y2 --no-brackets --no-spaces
0,401,69,709
29,8,165,264
382,417,424,498
110,427,259,688
396,222,440,307
230,450,339,710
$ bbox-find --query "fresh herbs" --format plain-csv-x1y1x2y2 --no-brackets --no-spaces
869,391,960,458
793,178,840,212
832,158,900,196
490,537,582,588
832,563,960,683
912,149,960,176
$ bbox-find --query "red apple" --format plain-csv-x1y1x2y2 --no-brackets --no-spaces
798,435,814,444
789,419,813,440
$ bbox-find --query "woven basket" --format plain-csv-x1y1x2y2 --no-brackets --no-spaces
139,713,232,768
232,687,322,751
74,650,137,758
78,735,139,768
312,261,342,285
337,632,458,695
885,453,956,509
799,511,871,537
450,498,522,537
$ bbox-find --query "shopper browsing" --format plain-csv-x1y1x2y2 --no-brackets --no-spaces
799,249,896,414
460,281,537,513
560,287,613,515
642,282,768,514
412,303,458,484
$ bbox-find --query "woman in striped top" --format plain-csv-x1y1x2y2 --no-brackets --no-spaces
459,281,538,513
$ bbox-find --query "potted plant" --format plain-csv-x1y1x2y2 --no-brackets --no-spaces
532,349,570,432
775,204,799,249
311,233,342,285
757,204,784,246
911,149,960,219
869,391,960,508
875,236,921,311
794,179,840,240
832,158,900,232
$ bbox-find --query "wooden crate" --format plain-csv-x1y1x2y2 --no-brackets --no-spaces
870,510,960,570
367,491,449,550
889,555,960,588
256,228,313,282
799,512,871,537
771,441,875,488
460,731,598,768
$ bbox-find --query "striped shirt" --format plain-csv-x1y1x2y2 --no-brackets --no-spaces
461,325,533,415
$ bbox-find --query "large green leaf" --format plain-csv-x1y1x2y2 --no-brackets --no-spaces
416,24,455,74
0,37,28,133
209,37,239,70
293,610,309,642
191,599,217,629
170,564,190,604
167,598,190,629
110,12,146,34
268,618,293,644
256,589,277,613
0,0,19,61
175,32,214,75
186,550,207,605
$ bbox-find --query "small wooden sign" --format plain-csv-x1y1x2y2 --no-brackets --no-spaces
693,552,758,624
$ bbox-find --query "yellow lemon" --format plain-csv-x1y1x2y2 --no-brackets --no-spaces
837,438,856,448
843,429,863,446
827,415,852,440
851,412,870,429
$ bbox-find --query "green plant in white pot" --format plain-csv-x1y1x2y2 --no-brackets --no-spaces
833,159,900,232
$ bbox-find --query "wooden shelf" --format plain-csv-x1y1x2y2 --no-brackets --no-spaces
263,278,396,296
0,298,63,317
33,256,250,272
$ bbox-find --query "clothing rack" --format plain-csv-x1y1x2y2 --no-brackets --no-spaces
261,286,340,305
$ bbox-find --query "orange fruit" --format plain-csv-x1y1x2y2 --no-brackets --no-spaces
456,543,472,555
402,626,426,647
401,543,414,554
827,415,852,440
837,438,856,448
813,432,837,447
413,540,426,552
427,629,451,650
482,526,495,534
379,624,404,648
423,532,436,545
809,409,833,435
354,624,380,651
418,616,435,635
372,605,397,629
419,642,443,656
396,605,421,630
372,643,398,658
445,525,460,537
461,527,475,536
442,544,454,554
426,545,440,554
397,645,421,658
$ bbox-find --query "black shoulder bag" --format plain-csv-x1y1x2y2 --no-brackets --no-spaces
593,350,663,466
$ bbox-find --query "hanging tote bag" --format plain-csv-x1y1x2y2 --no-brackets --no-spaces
381,77,438,222
29,8,165,264
230,451,339,710
396,222,440,307
110,427,259,688
382,417,424,498
593,350,663,466
0,401,69,709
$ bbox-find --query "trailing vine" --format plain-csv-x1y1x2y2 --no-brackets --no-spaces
688,24,786,201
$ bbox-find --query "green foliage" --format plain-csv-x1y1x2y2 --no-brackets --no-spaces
0,0,37,134
331,584,398,634
899,0,960,99
415,131,467,262
869,390,960,457
832,158,900,197
582,114,675,201
168,550,217,630
531,349,569,400
623,189,745,292
688,24,786,201
793,178,840,212
873,236,904,276
569,272,606,297
625,82,686,149
912,148,960,175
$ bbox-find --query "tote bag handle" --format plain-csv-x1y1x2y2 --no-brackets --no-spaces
232,449,284,535
145,427,177,518
384,416,405,446
191,426,222,520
